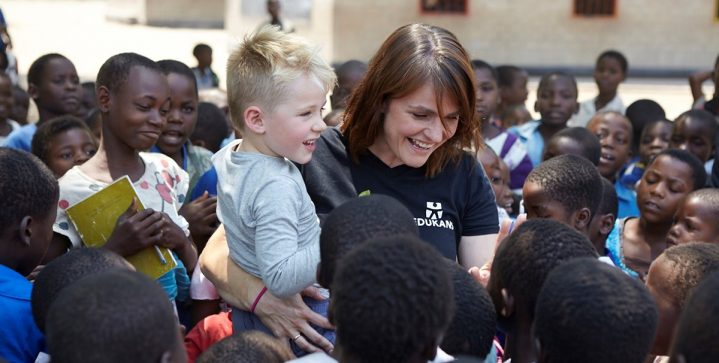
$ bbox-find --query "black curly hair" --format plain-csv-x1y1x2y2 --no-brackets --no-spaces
685,188,719,221
544,127,601,165
96,52,162,96
535,258,657,363
670,270,719,363
649,149,706,190
196,331,293,363
661,242,719,308
31,115,96,165
331,235,454,363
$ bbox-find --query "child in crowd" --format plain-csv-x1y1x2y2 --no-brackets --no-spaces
587,111,633,181
329,60,366,111
192,43,219,90
534,258,657,363
497,158,515,216
669,270,719,363
51,52,197,305
496,65,530,126
31,115,97,178
501,104,533,128
666,188,719,246
645,243,719,359
588,178,619,262
477,146,513,224
2,53,81,151
625,99,666,156
688,54,719,115
84,107,102,140
0,148,58,363
569,50,628,127
214,26,335,355
196,331,292,363
473,60,532,192
0,73,19,143
523,154,603,238
191,102,229,153
45,269,186,363
487,219,597,363
509,72,578,167
10,84,29,125
606,149,706,278
541,126,600,165
77,81,97,118
670,109,717,175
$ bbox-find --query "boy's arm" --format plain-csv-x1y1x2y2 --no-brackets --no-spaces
689,70,714,102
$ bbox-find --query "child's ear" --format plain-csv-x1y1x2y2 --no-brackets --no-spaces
27,83,39,101
573,207,591,231
572,100,579,115
599,214,616,236
19,216,34,246
500,288,515,318
97,86,112,113
534,100,540,113
243,106,265,134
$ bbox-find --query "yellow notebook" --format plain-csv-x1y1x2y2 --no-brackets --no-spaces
66,175,177,279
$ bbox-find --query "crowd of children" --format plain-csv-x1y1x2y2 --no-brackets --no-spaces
2,17,719,363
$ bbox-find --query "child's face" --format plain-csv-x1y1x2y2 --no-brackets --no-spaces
156,73,198,157
11,87,29,124
522,180,573,225
46,128,97,178
587,114,632,179
636,155,694,225
262,73,328,164
102,66,170,151
474,67,500,122
639,121,673,165
593,56,625,96
196,49,213,68
645,255,680,355
478,149,509,211
0,76,13,121
670,117,715,162
500,70,528,106
667,195,719,247
32,58,81,117
330,68,364,110
498,160,514,213
534,76,578,127
542,135,583,162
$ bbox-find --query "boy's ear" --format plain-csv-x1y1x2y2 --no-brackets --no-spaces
27,83,39,101
19,216,34,246
500,288,515,318
97,86,112,113
599,214,616,236
243,106,265,134
573,207,591,231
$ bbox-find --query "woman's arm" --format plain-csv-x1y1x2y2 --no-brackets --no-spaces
458,233,497,269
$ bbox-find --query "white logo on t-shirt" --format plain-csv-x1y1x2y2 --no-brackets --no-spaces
426,202,443,219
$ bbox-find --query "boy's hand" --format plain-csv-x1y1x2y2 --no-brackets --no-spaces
105,198,165,257
179,192,218,249
156,213,198,272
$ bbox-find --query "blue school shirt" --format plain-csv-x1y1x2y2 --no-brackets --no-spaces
615,180,640,219
0,264,45,363
1,123,36,151
508,120,544,167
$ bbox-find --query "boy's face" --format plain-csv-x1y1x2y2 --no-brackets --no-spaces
32,58,81,117
645,255,680,356
101,66,170,151
46,128,97,178
197,49,212,68
594,56,625,96
667,195,719,247
261,73,328,164
478,150,509,210
542,135,583,162
639,121,673,165
636,155,694,225
500,71,528,106
11,87,29,124
670,117,715,162
587,114,632,179
522,180,573,225
156,73,198,157
534,76,578,127
474,67,500,122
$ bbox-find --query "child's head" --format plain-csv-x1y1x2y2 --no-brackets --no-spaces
196,331,293,363
0,73,13,122
96,52,170,152
587,177,618,254
542,126,601,165
31,115,97,178
625,99,666,154
27,53,81,121
534,72,578,128
496,65,528,107
30,247,130,333
0,148,58,276
10,85,30,124
523,154,603,234
46,269,185,363
587,111,633,180
440,261,497,359
535,258,656,363
193,43,213,68
667,189,719,246
669,270,719,363
330,59,367,110
671,109,718,162
487,219,597,331
500,104,532,128
318,194,418,289
191,102,230,153
471,59,500,123
226,26,335,163
77,81,97,118
593,50,628,96
639,119,673,165
330,235,454,363
645,243,719,355
636,149,706,225
497,158,514,214
478,147,513,213
156,59,199,157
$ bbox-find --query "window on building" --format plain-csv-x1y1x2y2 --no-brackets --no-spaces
574,0,616,17
420,0,467,14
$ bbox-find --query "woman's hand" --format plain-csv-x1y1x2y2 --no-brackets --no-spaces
468,214,526,287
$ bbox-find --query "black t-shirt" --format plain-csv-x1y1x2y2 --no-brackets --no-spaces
300,128,499,260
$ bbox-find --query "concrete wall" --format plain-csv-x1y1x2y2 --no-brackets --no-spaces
107,0,225,28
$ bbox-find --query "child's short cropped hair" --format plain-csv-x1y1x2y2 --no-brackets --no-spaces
547,127,601,165
196,331,292,363
661,242,719,308
687,188,719,220
597,50,628,74
535,258,656,363
670,270,719,363
226,25,336,130
96,52,162,96
31,115,94,165
598,177,618,217
27,53,69,86
651,149,706,190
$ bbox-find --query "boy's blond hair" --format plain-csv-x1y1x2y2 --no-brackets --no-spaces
227,25,336,130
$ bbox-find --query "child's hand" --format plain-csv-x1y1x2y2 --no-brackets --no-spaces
179,192,218,248
105,198,164,257
156,213,198,272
